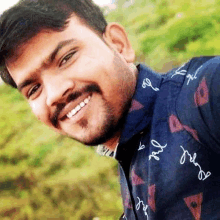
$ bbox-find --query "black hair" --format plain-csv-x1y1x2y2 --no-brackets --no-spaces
0,0,107,88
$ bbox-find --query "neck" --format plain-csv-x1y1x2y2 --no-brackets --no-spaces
104,131,120,151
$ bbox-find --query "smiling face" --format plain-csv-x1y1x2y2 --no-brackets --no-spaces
6,15,137,149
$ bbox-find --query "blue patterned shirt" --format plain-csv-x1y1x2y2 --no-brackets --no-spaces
116,56,220,220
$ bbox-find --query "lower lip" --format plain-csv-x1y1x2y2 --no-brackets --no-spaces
64,96,91,124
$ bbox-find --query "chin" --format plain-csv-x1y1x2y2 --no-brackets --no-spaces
64,91,132,146
76,125,116,146
76,111,128,146
66,116,117,146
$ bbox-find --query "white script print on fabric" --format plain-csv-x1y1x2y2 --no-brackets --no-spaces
138,142,146,151
149,140,167,161
136,197,149,219
142,78,160,91
180,146,211,181
186,65,203,85
171,63,187,78
122,215,127,220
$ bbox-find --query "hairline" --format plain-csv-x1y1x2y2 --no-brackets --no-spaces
7,13,106,62
4,13,108,88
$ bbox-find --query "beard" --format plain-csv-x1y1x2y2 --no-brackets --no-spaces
51,52,135,147
77,95,131,146
50,83,131,146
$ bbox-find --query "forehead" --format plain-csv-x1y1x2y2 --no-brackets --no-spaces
6,15,104,84
11,15,97,61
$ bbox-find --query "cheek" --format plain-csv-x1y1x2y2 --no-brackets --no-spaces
30,100,64,134
30,101,48,124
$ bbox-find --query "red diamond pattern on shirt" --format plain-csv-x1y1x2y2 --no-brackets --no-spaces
129,99,144,112
148,184,156,212
194,77,209,107
184,193,203,220
131,169,144,186
183,125,199,142
169,115,200,142
169,114,184,133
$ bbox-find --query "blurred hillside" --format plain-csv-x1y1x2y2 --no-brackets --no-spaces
0,86,121,220
1,0,220,219
107,0,220,71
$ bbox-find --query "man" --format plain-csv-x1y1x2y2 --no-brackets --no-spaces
0,0,219,219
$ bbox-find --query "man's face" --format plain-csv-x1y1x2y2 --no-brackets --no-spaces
6,16,136,146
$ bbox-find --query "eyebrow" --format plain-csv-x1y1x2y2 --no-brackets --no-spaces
17,38,76,92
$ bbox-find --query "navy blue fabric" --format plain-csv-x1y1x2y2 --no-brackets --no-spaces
116,56,220,220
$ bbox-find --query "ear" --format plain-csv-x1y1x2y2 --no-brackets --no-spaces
103,23,135,63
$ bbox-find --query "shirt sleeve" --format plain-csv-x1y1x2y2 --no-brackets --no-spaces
176,56,220,153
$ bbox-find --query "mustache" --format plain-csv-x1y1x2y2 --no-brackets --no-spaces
51,84,102,127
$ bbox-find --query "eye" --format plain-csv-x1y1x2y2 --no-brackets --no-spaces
28,84,41,98
59,51,76,67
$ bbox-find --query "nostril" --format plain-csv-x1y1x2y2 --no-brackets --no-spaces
63,88,72,97
45,79,74,107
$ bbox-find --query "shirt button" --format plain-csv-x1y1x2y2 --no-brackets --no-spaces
190,202,197,208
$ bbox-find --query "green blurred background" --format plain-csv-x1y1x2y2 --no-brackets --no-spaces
1,0,220,219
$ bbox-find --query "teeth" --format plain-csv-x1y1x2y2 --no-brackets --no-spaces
80,102,85,107
75,105,81,111
67,96,91,118
71,109,76,116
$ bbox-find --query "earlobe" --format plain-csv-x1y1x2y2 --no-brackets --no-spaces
103,23,135,63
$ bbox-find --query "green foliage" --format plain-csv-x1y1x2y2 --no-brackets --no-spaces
1,0,220,219
0,85,121,219
107,0,220,71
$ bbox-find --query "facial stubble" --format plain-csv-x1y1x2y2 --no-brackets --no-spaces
78,56,135,146
53,53,135,147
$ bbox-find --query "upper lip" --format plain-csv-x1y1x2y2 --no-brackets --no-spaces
58,93,91,121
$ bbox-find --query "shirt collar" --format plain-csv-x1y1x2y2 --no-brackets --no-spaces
118,64,162,145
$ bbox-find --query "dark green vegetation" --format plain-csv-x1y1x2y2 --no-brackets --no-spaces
1,0,220,219
0,85,121,220
108,0,220,71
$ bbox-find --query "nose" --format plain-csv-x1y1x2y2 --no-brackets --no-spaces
45,75,74,107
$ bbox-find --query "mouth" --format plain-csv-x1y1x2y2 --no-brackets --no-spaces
66,95,91,119
52,84,101,127
58,94,92,122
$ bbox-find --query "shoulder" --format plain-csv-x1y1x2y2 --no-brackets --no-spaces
175,56,220,152
187,56,220,81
